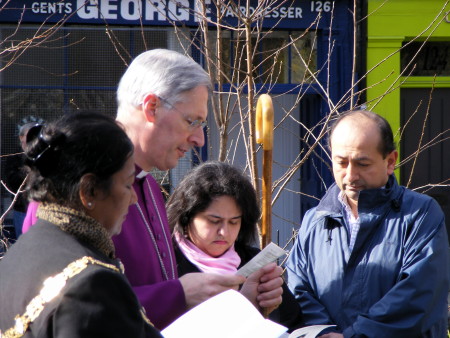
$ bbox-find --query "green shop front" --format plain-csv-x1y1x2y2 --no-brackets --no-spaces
366,0,450,238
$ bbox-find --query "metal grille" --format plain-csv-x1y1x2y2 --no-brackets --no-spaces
0,25,193,227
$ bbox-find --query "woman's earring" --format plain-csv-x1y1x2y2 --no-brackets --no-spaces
87,202,93,208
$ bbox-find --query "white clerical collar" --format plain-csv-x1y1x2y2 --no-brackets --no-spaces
136,170,150,179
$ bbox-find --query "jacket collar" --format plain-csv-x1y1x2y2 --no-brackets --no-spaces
316,175,404,218
37,203,115,258
358,175,403,213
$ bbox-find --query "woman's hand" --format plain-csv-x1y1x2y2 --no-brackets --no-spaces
239,262,283,314
179,272,245,310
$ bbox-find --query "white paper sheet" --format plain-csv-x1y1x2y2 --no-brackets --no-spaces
236,242,287,277
161,290,288,338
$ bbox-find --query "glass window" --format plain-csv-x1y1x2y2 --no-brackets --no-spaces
0,26,173,218
66,29,130,87
259,32,289,83
1,26,65,86
0,26,171,89
291,31,317,83
208,29,317,84
401,41,450,76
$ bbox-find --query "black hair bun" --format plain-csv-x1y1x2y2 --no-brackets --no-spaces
24,124,66,177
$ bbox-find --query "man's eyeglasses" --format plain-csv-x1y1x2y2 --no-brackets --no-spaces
158,96,207,130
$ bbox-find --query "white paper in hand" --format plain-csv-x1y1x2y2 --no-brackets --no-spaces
236,242,286,277
283,325,337,338
161,289,288,338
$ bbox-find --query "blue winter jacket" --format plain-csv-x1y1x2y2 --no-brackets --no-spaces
286,175,449,337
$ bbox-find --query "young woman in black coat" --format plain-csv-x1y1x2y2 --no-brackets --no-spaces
167,161,303,332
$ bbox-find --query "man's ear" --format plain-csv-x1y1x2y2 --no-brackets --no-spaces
386,150,398,175
141,93,159,123
79,173,97,210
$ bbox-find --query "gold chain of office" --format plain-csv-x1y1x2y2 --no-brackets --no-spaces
2,256,152,338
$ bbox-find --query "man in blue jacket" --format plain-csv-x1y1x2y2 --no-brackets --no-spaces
286,110,449,337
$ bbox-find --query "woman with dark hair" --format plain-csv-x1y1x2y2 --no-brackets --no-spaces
167,161,303,331
0,111,162,337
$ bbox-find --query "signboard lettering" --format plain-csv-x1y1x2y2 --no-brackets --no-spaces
0,0,328,28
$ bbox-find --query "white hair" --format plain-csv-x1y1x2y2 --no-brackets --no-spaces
116,49,212,116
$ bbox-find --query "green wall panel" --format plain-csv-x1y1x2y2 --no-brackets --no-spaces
366,0,450,178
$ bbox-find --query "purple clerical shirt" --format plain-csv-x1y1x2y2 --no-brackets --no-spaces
113,171,186,330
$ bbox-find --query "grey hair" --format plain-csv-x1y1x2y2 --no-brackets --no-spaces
116,49,212,115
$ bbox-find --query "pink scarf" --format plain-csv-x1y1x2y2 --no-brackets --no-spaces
175,232,241,275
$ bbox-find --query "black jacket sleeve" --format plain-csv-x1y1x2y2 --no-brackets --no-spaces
34,266,162,338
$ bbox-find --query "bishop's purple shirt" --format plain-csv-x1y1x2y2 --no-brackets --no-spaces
112,172,186,330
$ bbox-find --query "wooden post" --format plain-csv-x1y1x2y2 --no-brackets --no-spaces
255,94,274,248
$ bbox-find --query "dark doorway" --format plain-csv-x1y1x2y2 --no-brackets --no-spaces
400,88,450,242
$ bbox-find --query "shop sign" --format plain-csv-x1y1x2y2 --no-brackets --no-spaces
0,0,333,28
